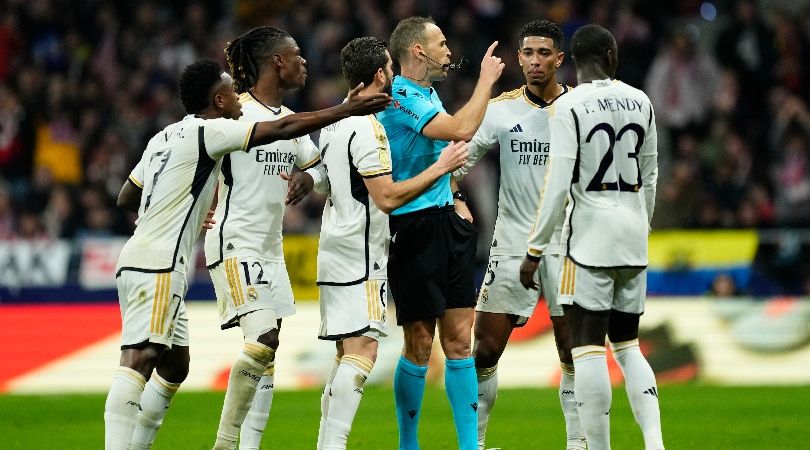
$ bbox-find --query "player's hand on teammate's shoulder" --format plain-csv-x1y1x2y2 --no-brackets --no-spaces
519,256,540,290
436,140,469,174
343,83,392,116
281,171,314,206
479,41,505,86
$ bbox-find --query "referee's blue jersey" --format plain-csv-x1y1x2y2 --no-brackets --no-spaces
377,76,452,215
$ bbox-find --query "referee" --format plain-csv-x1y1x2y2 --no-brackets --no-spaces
377,16,504,450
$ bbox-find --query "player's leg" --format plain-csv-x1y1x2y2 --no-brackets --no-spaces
130,297,190,450
317,343,343,450
213,310,279,450
321,335,378,450
439,307,477,450
106,271,178,450
396,318,436,450
238,318,282,450
609,269,664,450
472,311,517,450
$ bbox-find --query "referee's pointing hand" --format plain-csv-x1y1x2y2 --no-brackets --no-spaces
480,41,505,86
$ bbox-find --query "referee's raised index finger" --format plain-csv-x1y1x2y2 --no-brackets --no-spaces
485,41,499,57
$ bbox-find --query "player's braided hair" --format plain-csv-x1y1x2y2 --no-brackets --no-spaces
225,26,292,94
519,19,564,51
178,59,224,114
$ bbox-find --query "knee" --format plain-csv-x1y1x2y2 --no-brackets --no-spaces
441,334,472,360
256,329,280,350
120,345,162,378
473,338,501,368
403,334,434,366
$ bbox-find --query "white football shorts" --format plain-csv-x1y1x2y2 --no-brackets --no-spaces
556,257,647,314
475,255,540,325
209,256,295,330
117,270,189,349
318,278,388,341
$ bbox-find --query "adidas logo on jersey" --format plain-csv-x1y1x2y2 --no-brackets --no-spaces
227,243,234,250
643,386,658,398
374,262,380,270
509,123,523,133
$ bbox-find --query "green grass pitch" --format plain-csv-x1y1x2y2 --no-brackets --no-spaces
1,385,807,449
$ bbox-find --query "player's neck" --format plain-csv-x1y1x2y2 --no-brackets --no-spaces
577,66,612,85
251,79,286,108
526,79,563,104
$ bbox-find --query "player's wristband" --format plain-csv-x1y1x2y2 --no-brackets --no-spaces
452,191,467,202
525,252,541,263
304,166,324,185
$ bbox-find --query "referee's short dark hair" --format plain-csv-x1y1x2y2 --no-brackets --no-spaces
179,59,223,114
519,19,564,51
341,37,389,88
389,16,434,65
571,24,616,65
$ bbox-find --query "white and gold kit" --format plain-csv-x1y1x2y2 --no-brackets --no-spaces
316,114,392,340
116,115,256,348
527,79,659,313
204,93,322,329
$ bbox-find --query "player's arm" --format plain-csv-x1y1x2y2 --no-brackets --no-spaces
117,178,142,213
640,104,659,226
421,42,504,142
365,141,468,214
251,84,390,146
451,109,497,222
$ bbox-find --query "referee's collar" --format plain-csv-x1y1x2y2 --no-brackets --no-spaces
394,75,434,96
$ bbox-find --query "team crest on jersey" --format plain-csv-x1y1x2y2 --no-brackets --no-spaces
247,287,258,302
378,148,392,170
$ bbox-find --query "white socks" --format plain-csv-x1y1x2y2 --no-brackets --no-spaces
317,357,341,450
611,339,665,450
130,373,180,449
572,346,612,450
560,363,586,449
475,365,498,450
238,364,275,450
104,367,146,450
320,354,373,450
213,343,275,450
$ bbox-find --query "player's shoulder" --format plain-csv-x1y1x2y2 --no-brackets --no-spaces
612,79,652,102
489,87,524,104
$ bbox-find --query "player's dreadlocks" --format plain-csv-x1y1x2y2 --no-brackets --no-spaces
225,26,292,94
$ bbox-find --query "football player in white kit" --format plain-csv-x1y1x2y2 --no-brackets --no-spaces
104,59,390,450
452,20,584,450
315,37,468,450
520,25,664,450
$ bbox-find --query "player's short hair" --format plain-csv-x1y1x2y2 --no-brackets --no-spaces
389,16,435,65
179,59,224,114
341,37,389,88
571,24,616,65
519,19,564,51
225,26,292,94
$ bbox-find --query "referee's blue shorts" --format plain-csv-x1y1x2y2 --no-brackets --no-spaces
388,205,477,325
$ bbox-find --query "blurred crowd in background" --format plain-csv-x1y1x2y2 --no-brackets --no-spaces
2,0,810,292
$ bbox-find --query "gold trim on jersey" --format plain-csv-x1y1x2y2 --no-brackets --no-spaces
360,168,391,178
150,272,171,335
527,247,543,257
226,258,246,307
560,257,576,296
129,175,144,189
299,155,321,170
238,92,253,104
489,87,523,104
367,115,388,147
241,123,257,152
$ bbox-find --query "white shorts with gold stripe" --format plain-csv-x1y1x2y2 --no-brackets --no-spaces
557,257,647,314
318,279,388,341
475,255,540,325
116,270,189,349
209,256,295,330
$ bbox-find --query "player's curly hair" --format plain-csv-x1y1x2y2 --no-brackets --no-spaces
571,24,616,65
341,37,389,89
178,59,224,114
519,19,564,51
389,16,434,65
225,26,292,94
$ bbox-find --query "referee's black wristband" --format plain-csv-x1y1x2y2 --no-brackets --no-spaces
526,253,541,263
452,191,467,202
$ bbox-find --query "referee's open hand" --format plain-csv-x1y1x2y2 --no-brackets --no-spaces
344,83,392,116
479,41,505,86
436,140,469,174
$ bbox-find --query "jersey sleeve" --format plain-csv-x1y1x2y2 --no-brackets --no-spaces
454,106,497,179
294,134,321,170
641,102,659,225
128,158,145,189
202,118,257,159
352,116,393,178
391,90,441,134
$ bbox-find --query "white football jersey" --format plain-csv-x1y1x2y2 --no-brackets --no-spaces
527,79,658,268
204,93,321,267
316,114,392,284
117,115,256,275
456,85,569,257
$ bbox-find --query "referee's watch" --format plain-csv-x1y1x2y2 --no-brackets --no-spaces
452,191,467,202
